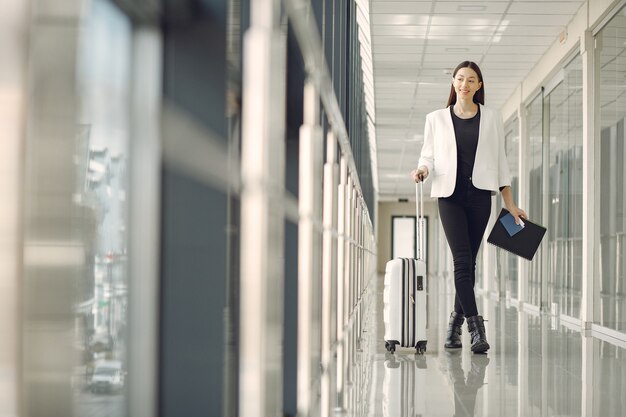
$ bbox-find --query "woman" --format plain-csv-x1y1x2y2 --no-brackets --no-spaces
412,61,526,353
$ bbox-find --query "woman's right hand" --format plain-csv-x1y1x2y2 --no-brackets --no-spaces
411,166,429,183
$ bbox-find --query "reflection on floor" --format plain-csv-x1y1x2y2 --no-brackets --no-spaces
345,274,626,417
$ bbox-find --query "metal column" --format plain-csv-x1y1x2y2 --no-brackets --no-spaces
321,131,339,417
239,0,286,415
297,80,324,417
581,29,599,329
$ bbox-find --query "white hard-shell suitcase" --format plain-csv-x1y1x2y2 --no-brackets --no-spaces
383,183,428,354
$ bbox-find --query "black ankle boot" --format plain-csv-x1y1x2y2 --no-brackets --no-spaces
466,315,490,353
444,311,465,349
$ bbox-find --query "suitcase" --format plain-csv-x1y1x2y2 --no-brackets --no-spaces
383,183,428,354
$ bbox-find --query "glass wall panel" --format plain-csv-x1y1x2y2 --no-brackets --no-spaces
527,95,544,307
546,56,583,319
75,1,131,414
391,216,416,259
596,5,626,332
502,116,520,299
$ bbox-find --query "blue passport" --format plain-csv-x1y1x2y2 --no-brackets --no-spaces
499,212,524,236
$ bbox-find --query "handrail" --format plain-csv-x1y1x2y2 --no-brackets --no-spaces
283,0,374,230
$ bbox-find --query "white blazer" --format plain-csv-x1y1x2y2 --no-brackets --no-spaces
418,104,511,198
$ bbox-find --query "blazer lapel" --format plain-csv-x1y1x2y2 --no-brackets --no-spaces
443,107,456,155
474,104,486,168
444,107,455,138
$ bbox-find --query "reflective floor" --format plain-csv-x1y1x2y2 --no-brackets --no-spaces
347,275,626,417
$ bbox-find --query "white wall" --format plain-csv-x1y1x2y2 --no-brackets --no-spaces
0,1,28,415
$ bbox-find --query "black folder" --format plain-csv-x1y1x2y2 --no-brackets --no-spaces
487,208,547,261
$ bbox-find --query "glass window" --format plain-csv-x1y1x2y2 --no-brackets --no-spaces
501,116,520,300
527,94,544,308
75,0,131,414
596,4,626,332
545,56,583,319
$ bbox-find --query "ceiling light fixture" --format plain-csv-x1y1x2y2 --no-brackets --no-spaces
384,173,411,179
458,5,487,12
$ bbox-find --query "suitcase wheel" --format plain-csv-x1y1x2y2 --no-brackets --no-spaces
384,341,396,354
415,341,427,355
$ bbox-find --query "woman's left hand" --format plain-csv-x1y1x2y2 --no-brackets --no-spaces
506,205,528,225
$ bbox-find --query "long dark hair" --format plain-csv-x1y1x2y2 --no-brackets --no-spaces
446,61,485,107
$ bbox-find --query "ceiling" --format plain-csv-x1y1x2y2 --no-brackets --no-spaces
371,0,586,201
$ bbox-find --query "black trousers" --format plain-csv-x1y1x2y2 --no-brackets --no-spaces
438,177,491,317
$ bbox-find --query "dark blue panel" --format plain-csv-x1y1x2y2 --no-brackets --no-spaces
160,4,229,414
283,127,300,416
287,24,305,139
163,8,227,140
282,219,298,417
311,0,324,35
163,0,227,25
323,0,333,69
160,170,227,417
198,0,227,21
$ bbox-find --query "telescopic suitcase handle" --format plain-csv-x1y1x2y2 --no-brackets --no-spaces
415,182,425,262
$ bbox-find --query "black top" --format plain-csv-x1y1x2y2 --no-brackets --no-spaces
450,106,480,181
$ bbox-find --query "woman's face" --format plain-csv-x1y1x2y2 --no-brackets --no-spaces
452,67,482,101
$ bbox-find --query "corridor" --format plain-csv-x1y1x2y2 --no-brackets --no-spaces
4,0,626,416
345,275,626,416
